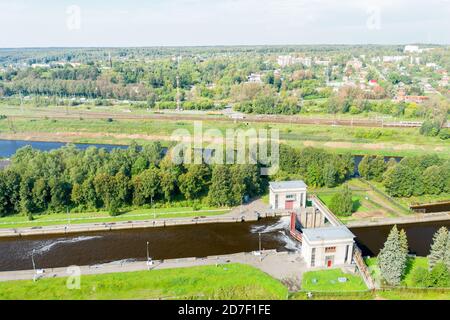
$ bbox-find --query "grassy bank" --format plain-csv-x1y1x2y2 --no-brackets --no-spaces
0,206,230,229
1,109,448,158
0,264,288,300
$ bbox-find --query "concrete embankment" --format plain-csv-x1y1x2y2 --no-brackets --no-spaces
346,211,450,228
0,250,307,287
0,211,290,239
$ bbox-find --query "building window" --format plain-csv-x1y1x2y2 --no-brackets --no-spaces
275,195,278,209
325,246,336,253
345,245,349,262
286,194,296,200
311,248,316,267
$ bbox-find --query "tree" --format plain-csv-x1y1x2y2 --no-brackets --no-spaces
208,165,233,207
399,229,409,258
358,155,371,179
328,184,353,216
428,227,449,270
378,225,408,286
428,262,449,288
383,165,415,197
132,167,160,206
422,166,445,195
158,157,182,202
370,156,386,182
178,165,211,200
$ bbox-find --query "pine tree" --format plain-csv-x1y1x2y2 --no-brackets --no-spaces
378,225,408,286
428,227,449,270
399,228,409,257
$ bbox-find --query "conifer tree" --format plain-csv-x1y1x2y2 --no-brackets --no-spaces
378,225,408,286
428,227,449,270
399,229,409,257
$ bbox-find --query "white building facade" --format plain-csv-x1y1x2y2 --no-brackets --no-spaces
269,181,307,210
301,226,355,268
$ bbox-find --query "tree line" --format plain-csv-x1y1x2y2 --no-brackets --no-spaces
358,154,450,197
0,143,264,218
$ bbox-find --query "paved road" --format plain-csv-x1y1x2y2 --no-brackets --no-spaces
0,250,308,291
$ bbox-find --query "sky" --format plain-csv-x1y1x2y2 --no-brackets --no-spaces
0,0,449,47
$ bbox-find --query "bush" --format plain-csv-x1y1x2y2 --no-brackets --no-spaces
420,120,441,137
411,267,430,287
428,263,450,288
328,185,353,216
439,129,450,140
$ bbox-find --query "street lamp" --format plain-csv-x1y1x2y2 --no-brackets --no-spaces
258,232,262,262
31,249,36,281
146,241,153,270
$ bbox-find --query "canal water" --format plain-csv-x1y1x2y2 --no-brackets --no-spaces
0,217,448,272
0,139,128,158
1,140,402,176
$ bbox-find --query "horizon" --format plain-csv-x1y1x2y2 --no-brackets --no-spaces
1,43,449,50
1,0,449,47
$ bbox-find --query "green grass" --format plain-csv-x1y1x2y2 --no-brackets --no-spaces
0,264,288,300
0,206,230,229
301,269,368,292
291,291,374,300
377,289,450,300
364,257,432,288
1,106,448,158
317,193,371,213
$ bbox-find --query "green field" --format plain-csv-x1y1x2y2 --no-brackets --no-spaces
0,206,230,229
301,268,368,292
1,106,448,158
0,264,288,300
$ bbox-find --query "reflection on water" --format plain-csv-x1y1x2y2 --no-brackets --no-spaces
0,218,448,271
351,220,450,257
0,218,296,272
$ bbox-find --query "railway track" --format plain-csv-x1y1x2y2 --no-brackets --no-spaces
3,108,445,128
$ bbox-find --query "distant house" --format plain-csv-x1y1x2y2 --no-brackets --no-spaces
247,73,263,84
269,180,307,210
404,45,420,53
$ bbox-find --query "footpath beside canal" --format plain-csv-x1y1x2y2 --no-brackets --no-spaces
346,211,450,228
0,199,289,238
0,250,308,291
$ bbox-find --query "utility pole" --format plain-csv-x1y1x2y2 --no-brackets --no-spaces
67,207,70,225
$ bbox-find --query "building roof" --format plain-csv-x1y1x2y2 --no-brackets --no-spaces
302,226,355,243
269,180,307,190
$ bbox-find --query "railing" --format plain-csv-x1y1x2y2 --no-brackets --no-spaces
353,245,376,290
290,229,303,242
309,195,343,227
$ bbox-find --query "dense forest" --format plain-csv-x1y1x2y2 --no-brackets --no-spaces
0,141,448,217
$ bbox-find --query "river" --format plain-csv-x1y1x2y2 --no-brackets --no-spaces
0,217,448,272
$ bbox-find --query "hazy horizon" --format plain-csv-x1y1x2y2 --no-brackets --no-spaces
1,0,449,47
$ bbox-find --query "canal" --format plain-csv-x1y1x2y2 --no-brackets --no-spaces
0,217,448,272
